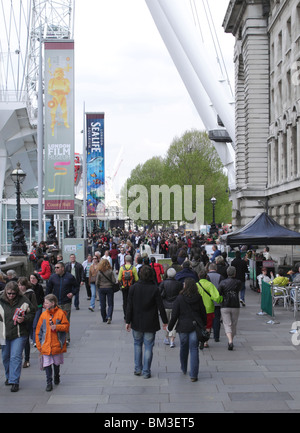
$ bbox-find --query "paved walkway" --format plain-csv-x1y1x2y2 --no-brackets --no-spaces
1,281,300,414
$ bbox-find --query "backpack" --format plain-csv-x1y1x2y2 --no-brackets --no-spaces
121,265,134,288
29,250,37,261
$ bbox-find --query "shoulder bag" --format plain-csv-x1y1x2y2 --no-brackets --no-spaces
183,297,210,343
100,271,120,293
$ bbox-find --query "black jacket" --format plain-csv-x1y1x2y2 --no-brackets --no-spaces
168,293,207,333
46,272,79,305
218,277,241,308
159,278,182,309
126,280,168,333
231,258,248,282
65,261,85,285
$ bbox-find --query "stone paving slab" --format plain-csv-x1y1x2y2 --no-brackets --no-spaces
1,280,300,414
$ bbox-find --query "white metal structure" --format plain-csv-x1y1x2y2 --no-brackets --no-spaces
0,0,73,123
0,0,74,249
145,0,236,190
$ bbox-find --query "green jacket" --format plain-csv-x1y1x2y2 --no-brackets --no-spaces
197,279,223,314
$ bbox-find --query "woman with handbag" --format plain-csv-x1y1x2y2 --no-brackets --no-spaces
168,278,207,382
88,256,100,312
96,259,117,324
218,266,241,351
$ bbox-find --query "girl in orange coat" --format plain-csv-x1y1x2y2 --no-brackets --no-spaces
36,294,69,391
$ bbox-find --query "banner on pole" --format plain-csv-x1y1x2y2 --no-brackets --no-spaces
44,40,75,213
86,113,105,218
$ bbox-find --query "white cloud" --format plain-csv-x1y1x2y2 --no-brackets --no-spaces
74,0,234,194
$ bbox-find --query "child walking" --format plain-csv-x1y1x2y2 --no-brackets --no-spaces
35,294,69,391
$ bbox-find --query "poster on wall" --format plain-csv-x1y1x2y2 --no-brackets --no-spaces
44,40,75,213
86,113,105,218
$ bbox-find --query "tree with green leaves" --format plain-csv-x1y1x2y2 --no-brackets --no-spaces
121,129,232,228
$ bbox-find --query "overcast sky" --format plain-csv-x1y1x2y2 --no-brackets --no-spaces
74,0,235,196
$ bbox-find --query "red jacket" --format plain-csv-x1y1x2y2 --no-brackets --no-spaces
38,260,51,280
151,262,164,284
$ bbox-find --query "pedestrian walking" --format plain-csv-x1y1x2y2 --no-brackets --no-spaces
231,251,248,306
17,277,38,368
65,254,85,310
29,273,45,347
206,263,225,342
118,255,138,320
159,268,182,347
35,294,69,391
0,281,35,392
218,266,242,350
46,262,78,344
168,278,207,382
197,269,223,348
125,265,168,379
82,254,93,300
88,255,100,311
96,259,117,324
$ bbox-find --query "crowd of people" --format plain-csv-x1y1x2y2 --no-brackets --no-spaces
1,227,281,391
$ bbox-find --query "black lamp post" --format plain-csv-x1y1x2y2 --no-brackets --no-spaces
10,162,28,256
210,196,217,235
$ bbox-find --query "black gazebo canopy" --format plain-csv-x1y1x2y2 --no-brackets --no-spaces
220,212,300,246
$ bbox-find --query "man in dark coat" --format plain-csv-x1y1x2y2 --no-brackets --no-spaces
46,261,79,343
65,254,85,310
175,261,198,283
231,251,248,306
125,265,168,379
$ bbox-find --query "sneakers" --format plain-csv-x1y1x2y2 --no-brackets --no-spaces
240,299,246,307
23,361,30,368
163,338,170,345
170,341,175,348
88,307,94,312
107,318,111,324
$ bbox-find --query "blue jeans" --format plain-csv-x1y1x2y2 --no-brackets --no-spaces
213,306,221,340
31,307,43,343
179,331,199,379
98,288,114,322
132,330,155,377
90,283,96,309
1,336,27,384
240,282,246,302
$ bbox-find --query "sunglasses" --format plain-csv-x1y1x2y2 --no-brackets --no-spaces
6,292,17,296
55,266,62,269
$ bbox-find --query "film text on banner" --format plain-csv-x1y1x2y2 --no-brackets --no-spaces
44,40,75,212
86,113,105,218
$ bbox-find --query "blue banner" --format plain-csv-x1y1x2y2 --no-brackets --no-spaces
86,113,105,218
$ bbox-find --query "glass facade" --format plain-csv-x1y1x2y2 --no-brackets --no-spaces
1,198,83,255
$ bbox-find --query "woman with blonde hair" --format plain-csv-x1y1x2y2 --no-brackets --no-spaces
96,259,117,324
126,239,134,258
88,255,100,312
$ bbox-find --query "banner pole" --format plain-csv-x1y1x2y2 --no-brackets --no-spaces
83,103,87,239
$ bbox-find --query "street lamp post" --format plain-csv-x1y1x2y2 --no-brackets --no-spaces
10,162,28,256
210,196,217,235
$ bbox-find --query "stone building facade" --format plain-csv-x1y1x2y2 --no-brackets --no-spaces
223,0,300,231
